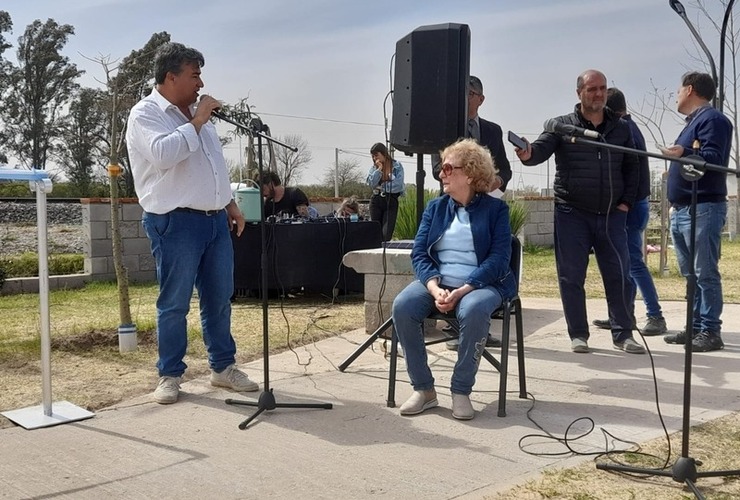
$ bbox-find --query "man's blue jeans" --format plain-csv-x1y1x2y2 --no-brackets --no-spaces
143,210,237,377
554,204,634,343
392,280,502,396
626,198,662,318
670,201,726,334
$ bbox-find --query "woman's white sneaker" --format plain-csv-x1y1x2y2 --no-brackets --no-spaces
399,389,438,416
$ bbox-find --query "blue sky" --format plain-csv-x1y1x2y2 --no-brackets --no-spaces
2,0,731,191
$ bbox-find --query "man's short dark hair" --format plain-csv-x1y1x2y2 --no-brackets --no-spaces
469,75,483,95
681,71,716,101
606,87,627,114
154,42,205,85
260,171,281,186
576,69,606,92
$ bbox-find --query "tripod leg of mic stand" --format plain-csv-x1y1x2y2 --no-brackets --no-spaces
671,458,707,500
226,389,333,430
226,389,277,430
596,462,673,478
273,402,333,409
238,405,267,430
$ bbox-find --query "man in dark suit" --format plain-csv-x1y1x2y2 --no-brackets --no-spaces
433,75,512,197
441,75,512,350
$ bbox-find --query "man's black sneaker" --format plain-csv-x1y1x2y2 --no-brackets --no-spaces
664,329,698,345
592,319,611,330
642,316,668,336
691,331,724,352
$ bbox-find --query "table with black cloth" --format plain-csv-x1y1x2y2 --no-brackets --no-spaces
232,219,383,297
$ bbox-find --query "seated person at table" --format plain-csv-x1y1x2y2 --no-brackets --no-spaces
260,171,310,218
391,138,516,421
336,196,360,218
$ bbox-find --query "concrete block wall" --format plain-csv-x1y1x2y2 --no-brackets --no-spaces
81,198,156,283
519,197,554,247
516,196,737,247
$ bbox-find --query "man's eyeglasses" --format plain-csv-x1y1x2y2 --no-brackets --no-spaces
440,163,463,176
468,90,481,98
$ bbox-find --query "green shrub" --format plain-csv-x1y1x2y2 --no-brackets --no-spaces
507,199,530,236
2,253,84,278
0,182,34,197
49,254,85,275
393,186,439,240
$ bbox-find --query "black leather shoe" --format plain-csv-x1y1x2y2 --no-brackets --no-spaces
592,319,611,330
691,331,724,352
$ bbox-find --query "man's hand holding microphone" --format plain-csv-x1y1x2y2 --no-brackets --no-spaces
192,94,222,132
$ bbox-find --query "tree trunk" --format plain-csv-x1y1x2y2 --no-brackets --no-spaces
108,168,132,326
108,88,135,352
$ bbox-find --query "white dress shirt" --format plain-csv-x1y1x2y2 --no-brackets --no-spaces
126,88,232,214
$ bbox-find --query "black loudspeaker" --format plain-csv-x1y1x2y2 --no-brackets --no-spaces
390,23,470,155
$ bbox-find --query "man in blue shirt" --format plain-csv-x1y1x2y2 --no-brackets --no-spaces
661,72,733,352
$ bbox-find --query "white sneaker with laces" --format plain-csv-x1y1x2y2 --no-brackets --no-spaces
154,376,181,404
210,364,259,392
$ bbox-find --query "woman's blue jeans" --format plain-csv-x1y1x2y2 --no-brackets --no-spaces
670,201,726,334
391,280,502,395
143,210,237,377
626,198,662,318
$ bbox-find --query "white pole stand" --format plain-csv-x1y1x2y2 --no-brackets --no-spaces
0,168,94,429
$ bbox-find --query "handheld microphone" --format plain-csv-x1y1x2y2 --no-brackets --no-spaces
543,118,601,139
211,108,227,121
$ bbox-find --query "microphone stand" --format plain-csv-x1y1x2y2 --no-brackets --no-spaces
562,136,740,498
214,111,333,429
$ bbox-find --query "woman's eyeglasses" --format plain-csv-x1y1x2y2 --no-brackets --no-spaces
440,163,463,176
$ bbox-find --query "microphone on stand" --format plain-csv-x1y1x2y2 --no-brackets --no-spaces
211,107,265,133
211,108,228,121
543,118,601,139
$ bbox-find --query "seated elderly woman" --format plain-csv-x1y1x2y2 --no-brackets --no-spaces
391,138,516,421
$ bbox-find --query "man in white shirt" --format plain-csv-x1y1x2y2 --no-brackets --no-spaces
127,42,258,404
